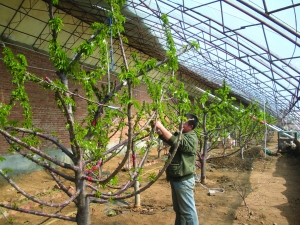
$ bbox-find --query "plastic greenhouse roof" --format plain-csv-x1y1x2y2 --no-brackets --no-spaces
0,0,300,130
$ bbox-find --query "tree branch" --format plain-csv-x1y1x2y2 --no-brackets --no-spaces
5,126,74,161
54,89,79,154
49,171,76,200
93,45,193,124
0,129,74,170
7,144,75,181
0,202,76,222
0,169,79,207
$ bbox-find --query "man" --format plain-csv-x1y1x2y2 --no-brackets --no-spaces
153,113,199,225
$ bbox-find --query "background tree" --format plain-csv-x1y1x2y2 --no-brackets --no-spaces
193,81,275,184
193,81,236,184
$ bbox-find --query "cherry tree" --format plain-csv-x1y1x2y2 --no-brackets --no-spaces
193,81,275,184
0,0,199,224
193,81,236,183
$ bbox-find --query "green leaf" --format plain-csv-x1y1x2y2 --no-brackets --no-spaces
147,172,156,181
49,16,63,32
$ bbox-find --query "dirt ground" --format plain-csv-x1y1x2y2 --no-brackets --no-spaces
1,136,300,225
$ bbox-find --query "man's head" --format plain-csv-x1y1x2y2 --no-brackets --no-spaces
181,113,199,133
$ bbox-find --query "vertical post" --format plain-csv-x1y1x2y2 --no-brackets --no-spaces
264,101,267,158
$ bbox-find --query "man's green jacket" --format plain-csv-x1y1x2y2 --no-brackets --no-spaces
159,130,198,181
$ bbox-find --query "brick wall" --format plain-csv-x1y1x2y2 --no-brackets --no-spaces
0,44,152,154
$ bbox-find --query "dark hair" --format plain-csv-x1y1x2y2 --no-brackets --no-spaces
185,113,199,130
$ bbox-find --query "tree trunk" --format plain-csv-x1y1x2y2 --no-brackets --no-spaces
201,112,207,184
126,81,141,207
75,171,90,225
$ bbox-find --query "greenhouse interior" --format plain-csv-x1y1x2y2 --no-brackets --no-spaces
1,1,300,225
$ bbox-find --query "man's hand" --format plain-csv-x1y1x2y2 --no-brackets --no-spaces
152,120,172,140
150,120,162,134
153,121,162,129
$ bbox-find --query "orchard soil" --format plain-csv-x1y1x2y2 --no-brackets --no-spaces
1,135,300,225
